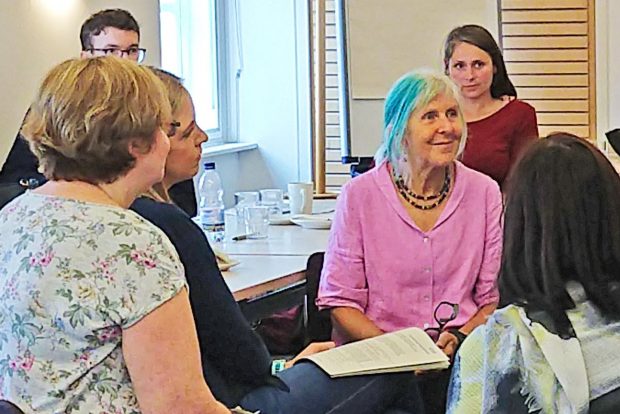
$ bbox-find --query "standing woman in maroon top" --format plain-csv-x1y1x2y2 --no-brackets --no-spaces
443,24,539,187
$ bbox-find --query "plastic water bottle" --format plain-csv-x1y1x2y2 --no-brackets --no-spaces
198,162,225,243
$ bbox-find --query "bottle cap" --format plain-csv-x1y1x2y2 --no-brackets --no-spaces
204,162,216,170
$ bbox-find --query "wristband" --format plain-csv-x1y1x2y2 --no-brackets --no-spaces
447,328,467,350
271,359,287,375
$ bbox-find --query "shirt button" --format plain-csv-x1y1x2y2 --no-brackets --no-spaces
423,295,430,301
424,267,431,273
423,237,429,243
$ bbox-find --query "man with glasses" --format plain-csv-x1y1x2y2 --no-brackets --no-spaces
0,9,144,188
79,9,146,63
1,8,198,214
80,10,196,215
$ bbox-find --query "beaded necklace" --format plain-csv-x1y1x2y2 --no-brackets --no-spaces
393,166,451,211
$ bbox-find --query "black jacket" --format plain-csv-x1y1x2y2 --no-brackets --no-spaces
130,197,274,407
0,133,44,185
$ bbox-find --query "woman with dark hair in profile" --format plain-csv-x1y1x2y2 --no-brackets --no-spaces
447,133,620,413
443,24,538,187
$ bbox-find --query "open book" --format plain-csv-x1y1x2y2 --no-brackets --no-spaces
300,327,450,378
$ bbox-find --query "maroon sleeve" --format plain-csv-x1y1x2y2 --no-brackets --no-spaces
509,101,539,167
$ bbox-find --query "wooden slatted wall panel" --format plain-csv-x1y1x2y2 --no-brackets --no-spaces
500,0,596,140
324,0,350,192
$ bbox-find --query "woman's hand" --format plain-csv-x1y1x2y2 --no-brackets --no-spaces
285,341,335,369
416,331,459,376
436,331,459,359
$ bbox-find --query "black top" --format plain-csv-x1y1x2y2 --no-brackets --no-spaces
0,133,44,185
168,179,198,217
130,197,274,406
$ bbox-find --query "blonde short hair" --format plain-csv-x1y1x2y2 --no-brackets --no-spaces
21,56,172,184
149,67,189,116
143,68,189,203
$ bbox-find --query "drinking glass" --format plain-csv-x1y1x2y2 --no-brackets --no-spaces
224,208,241,240
244,206,270,239
259,189,284,216
234,191,260,206
234,191,260,231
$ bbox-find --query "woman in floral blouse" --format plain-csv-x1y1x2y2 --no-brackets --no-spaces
0,57,232,413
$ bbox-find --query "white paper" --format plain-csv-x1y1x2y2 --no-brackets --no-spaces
302,327,449,378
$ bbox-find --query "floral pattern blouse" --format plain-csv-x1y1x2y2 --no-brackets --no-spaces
0,193,187,413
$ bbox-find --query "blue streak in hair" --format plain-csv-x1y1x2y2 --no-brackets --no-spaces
374,70,466,177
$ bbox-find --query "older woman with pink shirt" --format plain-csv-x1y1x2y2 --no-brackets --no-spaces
317,70,502,414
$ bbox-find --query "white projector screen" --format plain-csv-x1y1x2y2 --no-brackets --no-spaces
337,0,499,159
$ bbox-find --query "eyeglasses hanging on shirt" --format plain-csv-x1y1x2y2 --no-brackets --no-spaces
424,301,460,337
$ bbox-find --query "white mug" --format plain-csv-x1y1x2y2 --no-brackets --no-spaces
288,182,313,215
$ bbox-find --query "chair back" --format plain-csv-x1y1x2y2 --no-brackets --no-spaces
0,400,24,414
350,157,375,177
606,128,620,156
304,252,332,343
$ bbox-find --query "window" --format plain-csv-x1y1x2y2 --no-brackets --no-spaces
160,0,231,144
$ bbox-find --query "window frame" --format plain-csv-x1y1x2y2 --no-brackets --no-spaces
159,0,236,146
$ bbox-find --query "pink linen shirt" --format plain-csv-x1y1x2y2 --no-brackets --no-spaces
317,161,502,345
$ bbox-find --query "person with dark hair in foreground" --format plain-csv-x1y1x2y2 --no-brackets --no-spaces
448,133,620,413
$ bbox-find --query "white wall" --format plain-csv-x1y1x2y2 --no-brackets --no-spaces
0,0,161,167
0,0,310,209
198,149,271,208
345,0,499,157
5,0,616,199
235,0,311,188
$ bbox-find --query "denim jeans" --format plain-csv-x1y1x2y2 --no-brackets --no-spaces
239,361,422,414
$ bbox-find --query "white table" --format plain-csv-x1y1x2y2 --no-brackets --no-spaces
224,254,308,301
216,224,330,257
222,253,311,323
216,198,335,257
219,198,337,320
